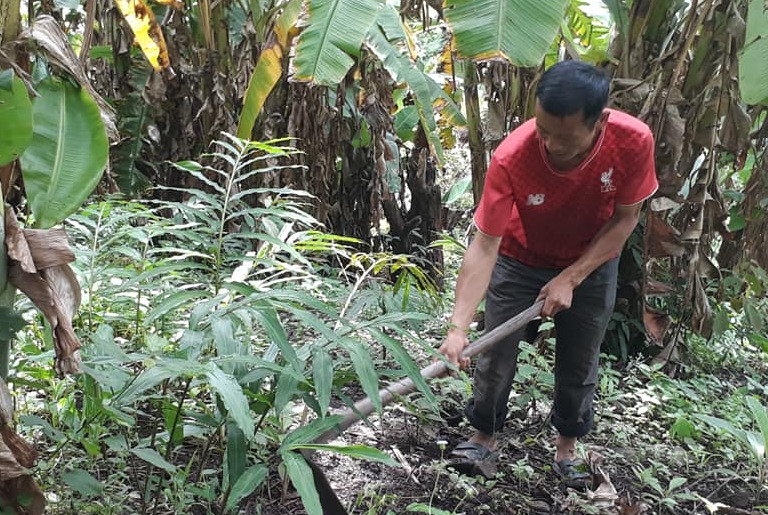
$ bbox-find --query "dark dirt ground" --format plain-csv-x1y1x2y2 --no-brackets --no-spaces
256,364,768,515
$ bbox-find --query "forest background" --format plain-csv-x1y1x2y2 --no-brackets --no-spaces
1,0,768,514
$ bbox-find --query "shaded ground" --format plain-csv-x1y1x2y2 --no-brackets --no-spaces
260,349,768,515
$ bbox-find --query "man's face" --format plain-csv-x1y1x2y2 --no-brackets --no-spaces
534,101,606,167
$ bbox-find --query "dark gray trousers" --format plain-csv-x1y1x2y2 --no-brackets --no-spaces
464,255,618,438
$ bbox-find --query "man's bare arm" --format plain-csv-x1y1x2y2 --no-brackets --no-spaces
538,202,643,316
438,230,502,367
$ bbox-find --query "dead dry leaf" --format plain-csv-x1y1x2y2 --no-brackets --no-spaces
616,495,649,514
9,264,82,375
21,16,117,140
4,209,82,375
646,278,675,295
643,305,671,345
646,213,685,258
20,228,75,269
4,208,35,273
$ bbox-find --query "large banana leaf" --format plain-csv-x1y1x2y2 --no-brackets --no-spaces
365,6,466,165
292,0,385,85
366,26,444,164
20,77,109,229
0,70,33,167
237,0,302,138
740,0,768,105
444,0,569,66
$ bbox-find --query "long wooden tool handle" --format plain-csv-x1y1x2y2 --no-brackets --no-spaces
313,300,544,444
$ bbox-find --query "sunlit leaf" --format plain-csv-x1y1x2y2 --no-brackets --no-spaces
444,0,568,66
292,0,385,85
113,0,170,70
237,0,302,138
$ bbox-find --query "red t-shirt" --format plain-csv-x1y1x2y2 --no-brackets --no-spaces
474,109,658,268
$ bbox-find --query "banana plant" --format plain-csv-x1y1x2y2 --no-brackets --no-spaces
0,61,109,379
740,0,768,105
444,0,569,64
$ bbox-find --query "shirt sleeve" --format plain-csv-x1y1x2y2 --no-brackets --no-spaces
616,131,659,206
473,154,515,236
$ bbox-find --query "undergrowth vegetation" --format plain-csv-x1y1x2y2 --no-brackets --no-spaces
4,136,768,515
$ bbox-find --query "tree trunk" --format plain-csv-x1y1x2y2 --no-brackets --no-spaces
463,61,486,205
742,157,768,270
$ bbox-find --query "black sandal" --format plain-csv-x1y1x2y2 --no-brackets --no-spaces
446,441,499,477
553,458,592,489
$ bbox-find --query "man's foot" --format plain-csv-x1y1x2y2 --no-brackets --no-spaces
553,435,592,489
446,432,499,477
552,457,592,489
554,434,577,463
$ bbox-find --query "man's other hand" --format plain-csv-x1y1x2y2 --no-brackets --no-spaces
437,329,470,369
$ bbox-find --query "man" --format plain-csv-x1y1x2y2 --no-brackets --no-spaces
438,60,658,486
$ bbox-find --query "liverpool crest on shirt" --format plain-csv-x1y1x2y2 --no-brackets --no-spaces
600,168,616,193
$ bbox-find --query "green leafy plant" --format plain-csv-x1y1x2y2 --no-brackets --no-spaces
696,396,768,489
18,134,445,514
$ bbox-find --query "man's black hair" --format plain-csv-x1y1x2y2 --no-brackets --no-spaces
535,60,610,126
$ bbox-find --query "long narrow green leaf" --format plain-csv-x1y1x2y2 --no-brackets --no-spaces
61,469,104,498
117,359,203,404
226,422,247,490
130,447,178,474
274,372,301,415
280,451,323,515
281,415,343,449
253,307,300,370
225,463,268,511
338,337,381,412
20,77,108,229
292,443,398,466
206,364,255,440
444,0,568,66
745,396,768,454
0,70,33,166
366,327,436,407
144,289,209,325
312,346,333,416
293,0,385,85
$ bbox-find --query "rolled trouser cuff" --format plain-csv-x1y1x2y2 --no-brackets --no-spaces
464,397,507,435
551,411,594,438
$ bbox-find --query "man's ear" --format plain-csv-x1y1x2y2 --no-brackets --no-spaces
596,110,609,130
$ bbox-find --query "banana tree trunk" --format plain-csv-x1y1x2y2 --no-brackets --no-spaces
464,61,487,205
0,0,21,45
0,286,13,380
